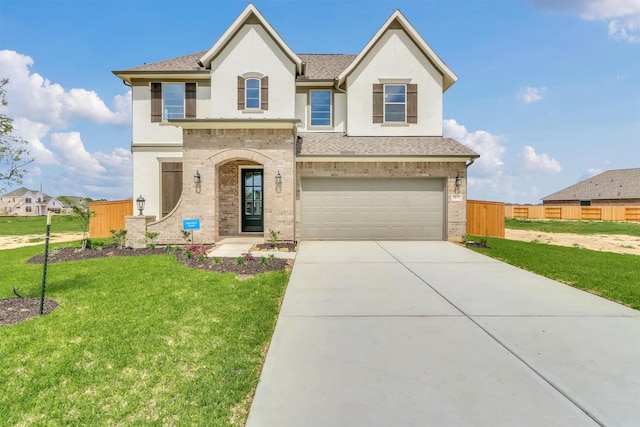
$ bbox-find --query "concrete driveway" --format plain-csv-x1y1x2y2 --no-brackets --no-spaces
246,241,640,427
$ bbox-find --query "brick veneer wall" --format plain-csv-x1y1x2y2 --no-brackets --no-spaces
295,161,468,241
146,128,296,244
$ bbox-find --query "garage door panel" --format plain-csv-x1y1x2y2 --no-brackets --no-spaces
301,178,445,240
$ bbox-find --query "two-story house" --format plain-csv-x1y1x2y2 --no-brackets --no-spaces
0,187,50,216
113,4,479,244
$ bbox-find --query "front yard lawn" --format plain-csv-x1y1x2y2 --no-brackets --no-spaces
467,236,640,310
0,244,288,425
506,218,640,236
0,215,82,235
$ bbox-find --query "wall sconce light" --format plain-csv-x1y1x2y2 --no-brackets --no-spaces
136,195,145,215
194,170,202,194
275,170,282,185
454,173,462,194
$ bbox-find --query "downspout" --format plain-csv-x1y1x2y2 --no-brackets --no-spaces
334,78,347,135
122,80,132,87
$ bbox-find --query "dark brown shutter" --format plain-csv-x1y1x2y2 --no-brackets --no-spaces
151,82,162,122
161,162,183,217
372,84,383,123
261,76,269,110
237,76,245,110
185,83,196,118
407,84,417,124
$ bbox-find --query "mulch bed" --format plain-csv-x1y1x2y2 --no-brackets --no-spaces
3,243,294,327
252,242,298,252
0,297,59,327
25,243,292,274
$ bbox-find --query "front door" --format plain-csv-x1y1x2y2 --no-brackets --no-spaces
242,169,263,232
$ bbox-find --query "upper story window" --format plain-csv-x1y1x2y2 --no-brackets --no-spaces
25,197,32,203
384,84,406,122
310,90,332,127
150,82,196,123
245,78,261,109
237,75,268,111
373,83,417,124
163,83,185,120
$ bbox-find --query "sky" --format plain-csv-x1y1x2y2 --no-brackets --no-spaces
0,0,638,203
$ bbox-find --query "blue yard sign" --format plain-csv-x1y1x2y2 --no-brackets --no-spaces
182,219,201,230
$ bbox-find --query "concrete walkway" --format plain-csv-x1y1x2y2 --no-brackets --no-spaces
246,241,640,427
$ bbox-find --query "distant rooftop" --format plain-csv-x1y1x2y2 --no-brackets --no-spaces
542,168,640,202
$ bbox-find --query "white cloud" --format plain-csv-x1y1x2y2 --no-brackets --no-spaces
519,146,562,174
517,86,547,103
0,49,131,128
529,0,640,43
50,132,107,175
11,118,58,165
443,119,506,177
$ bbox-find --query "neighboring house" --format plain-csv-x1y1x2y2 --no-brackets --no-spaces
56,196,90,214
0,188,88,216
542,168,640,206
113,4,479,243
0,187,51,216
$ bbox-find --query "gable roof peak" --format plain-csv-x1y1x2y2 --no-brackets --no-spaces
198,3,302,73
337,8,458,92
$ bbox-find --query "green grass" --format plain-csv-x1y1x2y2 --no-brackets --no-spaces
506,218,640,236
0,216,82,235
0,244,289,426
468,237,640,310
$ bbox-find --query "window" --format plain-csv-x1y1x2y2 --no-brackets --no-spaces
151,82,196,123
384,84,406,122
237,75,268,110
25,197,32,203
310,90,332,127
163,83,185,120
373,83,417,124
25,206,32,213
245,78,260,109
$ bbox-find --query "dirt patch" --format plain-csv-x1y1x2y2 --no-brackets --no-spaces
505,229,640,256
0,297,59,326
0,232,85,250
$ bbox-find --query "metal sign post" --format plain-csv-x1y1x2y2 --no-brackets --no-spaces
39,212,52,315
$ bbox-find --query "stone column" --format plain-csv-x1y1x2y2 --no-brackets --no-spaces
125,215,156,249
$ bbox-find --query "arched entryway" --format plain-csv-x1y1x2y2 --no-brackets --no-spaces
216,159,263,236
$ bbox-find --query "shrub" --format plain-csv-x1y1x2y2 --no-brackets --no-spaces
110,228,127,249
242,251,255,261
260,256,268,265
269,229,280,248
144,231,159,249
235,256,245,265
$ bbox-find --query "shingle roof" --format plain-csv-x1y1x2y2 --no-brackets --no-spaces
1,186,31,197
121,51,207,72
542,168,640,201
298,54,357,80
296,133,479,157
118,52,356,80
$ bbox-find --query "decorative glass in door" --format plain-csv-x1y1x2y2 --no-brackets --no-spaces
242,169,263,232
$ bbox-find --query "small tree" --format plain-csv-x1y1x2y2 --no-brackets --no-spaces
68,203,95,250
0,78,32,192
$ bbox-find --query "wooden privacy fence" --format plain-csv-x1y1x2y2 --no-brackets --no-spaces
505,205,640,221
466,200,505,238
89,199,133,238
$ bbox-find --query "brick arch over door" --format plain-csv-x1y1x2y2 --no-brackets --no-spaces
207,149,274,238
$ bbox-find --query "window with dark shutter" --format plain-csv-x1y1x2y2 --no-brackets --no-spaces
260,76,269,110
185,83,196,118
237,76,245,110
407,84,417,124
372,84,383,123
151,82,162,122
